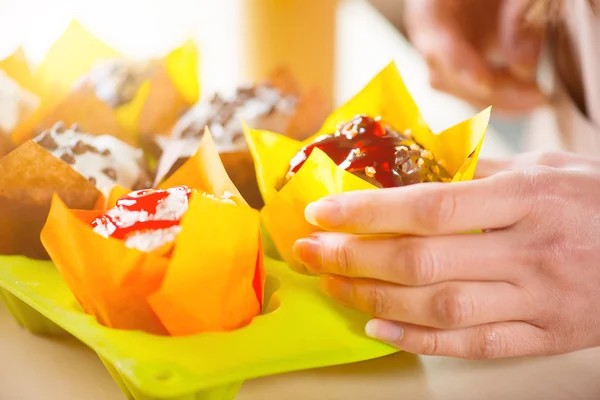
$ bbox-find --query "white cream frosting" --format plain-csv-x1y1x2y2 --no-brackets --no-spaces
93,188,237,252
170,83,298,156
34,123,146,195
0,70,39,135
74,57,154,107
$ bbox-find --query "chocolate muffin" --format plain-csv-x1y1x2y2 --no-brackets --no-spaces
286,114,451,188
170,82,298,152
156,82,301,209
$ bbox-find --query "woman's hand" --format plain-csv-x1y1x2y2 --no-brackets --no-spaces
293,152,600,359
404,0,548,114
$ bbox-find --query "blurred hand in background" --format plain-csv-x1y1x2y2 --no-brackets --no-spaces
403,0,549,114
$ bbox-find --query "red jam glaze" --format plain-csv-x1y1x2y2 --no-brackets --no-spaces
91,186,192,240
288,114,448,188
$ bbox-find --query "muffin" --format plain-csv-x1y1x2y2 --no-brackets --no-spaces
157,78,322,209
33,122,152,194
73,57,155,108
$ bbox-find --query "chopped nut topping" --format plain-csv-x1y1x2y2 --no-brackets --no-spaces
60,153,76,164
431,165,440,175
410,143,420,151
365,166,376,178
36,132,58,151
417,158,425,166
421,149,433,159
401,161,411,173
53,121,66,134
101,167,117,181
72,141,89,155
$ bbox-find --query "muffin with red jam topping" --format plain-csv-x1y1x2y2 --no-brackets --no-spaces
286,114,451,188
92,186,235,255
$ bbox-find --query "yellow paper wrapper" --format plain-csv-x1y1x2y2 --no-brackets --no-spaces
244,61,491,271
11,21,199,149
0,47,38,95
41,129,265,336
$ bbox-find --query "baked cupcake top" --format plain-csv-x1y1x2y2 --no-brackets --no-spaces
74,58,155,107
34,122,151,193
170,83,298,154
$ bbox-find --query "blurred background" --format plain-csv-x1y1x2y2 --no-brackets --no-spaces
0,0,519,155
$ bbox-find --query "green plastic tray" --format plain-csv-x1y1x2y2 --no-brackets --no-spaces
0,255,396,400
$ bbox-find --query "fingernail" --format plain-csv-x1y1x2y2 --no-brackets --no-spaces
305,198,343,228
320,275,352,305
292,237,322,271
365,319,404,342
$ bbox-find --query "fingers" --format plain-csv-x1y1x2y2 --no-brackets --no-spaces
414,24,493,99
475,152,600,179
304,172,532,235
500,0,546,82
474,158,513,179
294,231,524,285
432,70,547,115
321,278,535,330
365,320,552,359
406,0,547,114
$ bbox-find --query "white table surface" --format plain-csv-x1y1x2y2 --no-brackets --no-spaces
3,2,597,400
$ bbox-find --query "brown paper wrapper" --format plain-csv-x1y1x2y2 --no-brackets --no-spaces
0,141,101,259
155,67,330,209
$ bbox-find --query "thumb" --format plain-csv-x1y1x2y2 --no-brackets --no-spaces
499,0,546,82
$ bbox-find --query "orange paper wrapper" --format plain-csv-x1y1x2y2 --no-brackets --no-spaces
245,61,491,271
0,141,102,259
155,67,329,210
41,129,265,336
11,21,199,149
